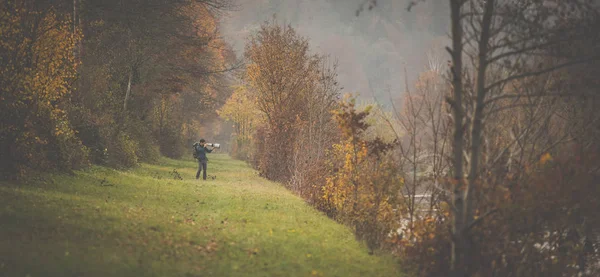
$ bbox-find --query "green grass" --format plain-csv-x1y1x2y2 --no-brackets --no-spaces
0,154,402,277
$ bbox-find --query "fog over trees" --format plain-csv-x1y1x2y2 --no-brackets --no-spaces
221,0,449,103
2,0,600,276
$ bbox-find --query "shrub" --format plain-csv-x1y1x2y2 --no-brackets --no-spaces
127,119,161,163
394,207,451,276
136,139,161,164
158,125,186,159
322,99,402,252
230,136,253,161
106,132,139,169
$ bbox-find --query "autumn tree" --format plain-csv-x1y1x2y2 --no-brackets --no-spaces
289,57,340,201
323,96,401,251
388,0,600,275
217,85,264,160
359,0,600,275
71,0,235,165
0,0,87,178
244,21,340,183
391,69,450,239
0,0,236,176
441,1,600,275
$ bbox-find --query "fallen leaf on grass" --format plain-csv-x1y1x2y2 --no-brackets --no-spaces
246,248,259,256
184,218,196,225
205,241,218,253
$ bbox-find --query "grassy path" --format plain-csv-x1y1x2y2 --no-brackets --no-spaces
0,154,401,277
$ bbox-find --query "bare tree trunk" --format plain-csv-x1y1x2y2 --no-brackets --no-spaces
123,69,133,113
114,67,134,137
449,0,466,275
159,95,166,139
465,0,495,244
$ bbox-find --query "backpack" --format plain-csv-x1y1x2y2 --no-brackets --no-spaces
192,143,200,159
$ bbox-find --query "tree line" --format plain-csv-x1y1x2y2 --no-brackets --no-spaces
3,0,600,275
221,0,600,275
0,0,236,178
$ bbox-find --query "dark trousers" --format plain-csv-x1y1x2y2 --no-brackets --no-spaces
196,159,207,180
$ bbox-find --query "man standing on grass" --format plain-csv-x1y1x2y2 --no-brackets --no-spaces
193,139,214,180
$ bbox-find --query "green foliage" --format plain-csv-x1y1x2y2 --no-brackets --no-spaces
136,141,161,164
106,133,139,169
125,117,161,164
158,125,187,159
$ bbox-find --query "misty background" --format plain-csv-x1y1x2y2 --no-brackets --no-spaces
221,0,450,104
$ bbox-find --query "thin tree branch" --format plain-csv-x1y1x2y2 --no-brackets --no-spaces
484,56,600,93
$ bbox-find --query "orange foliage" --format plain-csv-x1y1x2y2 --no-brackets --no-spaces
1,3,88,178
322,97,401,251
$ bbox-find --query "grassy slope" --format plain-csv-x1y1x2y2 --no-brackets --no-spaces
0,154,401,277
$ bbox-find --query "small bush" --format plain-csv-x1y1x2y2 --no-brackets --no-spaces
49,123,90,171
159,126,186,159
106,132,139,168
230,136,253,161
394,210,451,277
71,120,108,165
137,142,161,163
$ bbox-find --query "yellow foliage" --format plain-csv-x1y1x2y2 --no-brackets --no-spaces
322,100,402,251
540,152,553,165
217,85,264,159
217,85,264,140
1,3,85,176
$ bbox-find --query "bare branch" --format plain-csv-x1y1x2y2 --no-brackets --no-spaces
484,56,600,93
465,208,499,232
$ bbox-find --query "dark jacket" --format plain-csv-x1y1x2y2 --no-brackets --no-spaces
194,144,212,161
